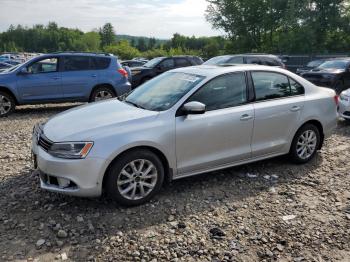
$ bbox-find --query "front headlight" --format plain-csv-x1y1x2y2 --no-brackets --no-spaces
48,142,93,159
340,94,350,102
322,74,335,79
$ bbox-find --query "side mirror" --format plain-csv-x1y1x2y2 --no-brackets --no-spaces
182,101,206,115
18,67,29,75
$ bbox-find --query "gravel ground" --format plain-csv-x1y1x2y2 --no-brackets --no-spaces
0,104,350,262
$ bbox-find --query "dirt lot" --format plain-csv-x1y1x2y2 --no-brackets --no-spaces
0,104,350,262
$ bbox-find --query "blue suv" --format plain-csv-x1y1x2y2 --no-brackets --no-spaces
0,52,131,117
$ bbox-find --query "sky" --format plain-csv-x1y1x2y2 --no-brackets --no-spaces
0,0,222,38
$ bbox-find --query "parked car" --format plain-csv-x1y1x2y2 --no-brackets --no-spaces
203,54,286,68
0,52,131,117
296,59,329,75
301,58,350,94
130,56,203,87
121,60,147,68
3,60,21,66
31,64,337,206
339,88,350,122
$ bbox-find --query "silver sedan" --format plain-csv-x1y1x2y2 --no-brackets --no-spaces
339,88,350,121
32,65,338,206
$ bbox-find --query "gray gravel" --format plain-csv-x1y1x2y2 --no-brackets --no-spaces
0,103,350,261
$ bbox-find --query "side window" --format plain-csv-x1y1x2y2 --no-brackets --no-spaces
159,59,175,69
63,56,90,71
188,72,247,111
228,56,244,64
175,58,191,67
252,72,290,101
261,57,279,66
246,57,262,65
290,78,305,95
91,57,111,70
27,58,58,74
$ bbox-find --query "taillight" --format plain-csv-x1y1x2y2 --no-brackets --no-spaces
334,95,339,106
118,68,128,78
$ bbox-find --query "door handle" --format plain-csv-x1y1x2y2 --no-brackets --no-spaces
91,74,97,78
52,76,60,80
240,114,253,121
290,106,301,112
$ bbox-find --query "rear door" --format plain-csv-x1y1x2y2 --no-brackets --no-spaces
61,56,98,100
17,56,63,102
250,71,305,157
174,57,192,68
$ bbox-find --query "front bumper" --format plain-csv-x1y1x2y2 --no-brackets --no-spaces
339,99,350,120
32,132,110,197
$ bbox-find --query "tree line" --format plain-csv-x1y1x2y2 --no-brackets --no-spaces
1,0,350,60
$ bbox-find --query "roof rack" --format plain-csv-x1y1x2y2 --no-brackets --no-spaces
50,51,113,56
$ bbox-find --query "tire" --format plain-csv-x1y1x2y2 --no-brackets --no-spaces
289,124,321,164
105,149,164,206
0,91,15,117
90,86,116,102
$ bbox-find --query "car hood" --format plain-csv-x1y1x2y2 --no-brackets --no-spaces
43,99,159,142
308,68,345,74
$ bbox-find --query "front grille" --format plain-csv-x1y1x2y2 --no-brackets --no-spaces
38,135,53,151
344,111,350,116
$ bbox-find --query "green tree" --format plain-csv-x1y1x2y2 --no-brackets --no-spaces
99,23,116,47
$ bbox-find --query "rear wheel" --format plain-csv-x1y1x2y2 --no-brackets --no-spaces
90,86,115,102
0,91,15,117
105,149,164,206
289,124,320,164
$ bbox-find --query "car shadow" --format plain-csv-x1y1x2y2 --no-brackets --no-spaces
0,151,325,260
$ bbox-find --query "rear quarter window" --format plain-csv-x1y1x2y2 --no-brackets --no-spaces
91,57,111,70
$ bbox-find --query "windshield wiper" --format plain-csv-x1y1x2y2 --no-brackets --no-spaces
124,100,145,109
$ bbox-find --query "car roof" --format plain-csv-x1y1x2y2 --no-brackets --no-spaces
43,52,114,58
171,64,288,78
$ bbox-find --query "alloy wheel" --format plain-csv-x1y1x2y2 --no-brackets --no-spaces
296,130,317,160
117,159,158,200
95,90,113,101
0,95,12,115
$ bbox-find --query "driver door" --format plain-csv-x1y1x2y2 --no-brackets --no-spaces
17,57,63,102
175,72,254,176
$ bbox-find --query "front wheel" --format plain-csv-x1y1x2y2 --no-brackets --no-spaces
105,150,164,206
0,91,15,117
289,124,320,164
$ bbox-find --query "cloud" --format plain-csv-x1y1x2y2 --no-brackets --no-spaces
0,0,221,38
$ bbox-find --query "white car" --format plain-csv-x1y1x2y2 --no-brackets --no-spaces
32,65,338,206
339,88,350,121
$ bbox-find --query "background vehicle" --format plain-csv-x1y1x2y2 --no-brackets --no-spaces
121,60,147,68
32,65,337,206
296,59,329,75
301,58,350,94
0,52,131,117
339,88,350,122
0,62,12,72
203,54,285,68
130,55,203,87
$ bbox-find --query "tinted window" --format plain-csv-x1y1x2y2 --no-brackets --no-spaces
188,72,247,111
63,56,90,71
175,58,191,67
246,57,262,65
228,56,244,64
252,72,290,101
28,58,58,74
159,59,175,69
92,57,111,69
261,57,280,66
290,78,305,95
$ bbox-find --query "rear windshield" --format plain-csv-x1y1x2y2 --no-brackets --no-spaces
319,60,348,70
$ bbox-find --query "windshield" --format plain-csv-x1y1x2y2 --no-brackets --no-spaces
318,60,348,70
203,56,231,65
143,57,164,68
307,60,324,68
124,72,205,111
1,64,21,73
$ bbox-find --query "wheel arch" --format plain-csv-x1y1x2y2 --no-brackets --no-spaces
0,86,19,105
294,119,324,150
102,145,172,192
